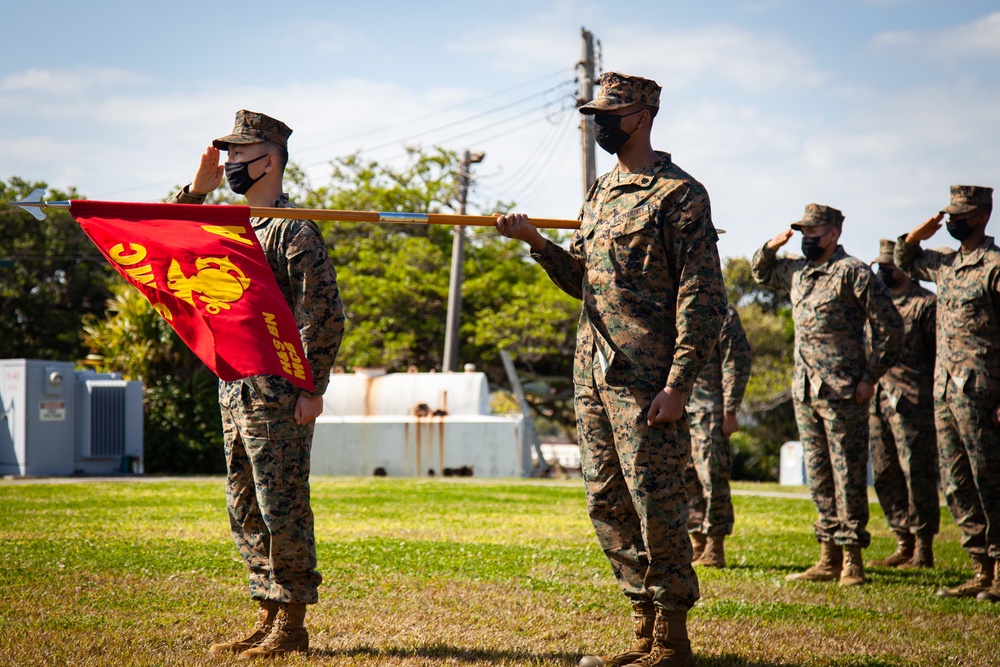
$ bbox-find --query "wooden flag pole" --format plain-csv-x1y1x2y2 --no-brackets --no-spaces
11,189,581,230
250,207,580,230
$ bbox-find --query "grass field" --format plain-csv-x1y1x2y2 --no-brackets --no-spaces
1,477,997,666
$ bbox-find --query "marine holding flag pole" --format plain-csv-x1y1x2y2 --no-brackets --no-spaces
11,189,582,229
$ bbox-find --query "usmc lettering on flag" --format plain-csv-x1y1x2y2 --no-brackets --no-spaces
72,201,315,392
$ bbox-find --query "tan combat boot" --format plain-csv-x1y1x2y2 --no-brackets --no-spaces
786,541,842,582
867,533,914,568
937,554,994,598
692,535,725,568
208,599,278,655
898,535,934,569
976,559,1000,603
579,602,655,667
839,545,866,586
621,609,694,667
689,532,707,563
241,603,309,658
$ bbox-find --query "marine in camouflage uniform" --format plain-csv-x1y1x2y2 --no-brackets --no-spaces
752,204,902,587
685,302,752,568
866,239,939,570
171,110,345,654
895,185,1000,602
497,72,726,667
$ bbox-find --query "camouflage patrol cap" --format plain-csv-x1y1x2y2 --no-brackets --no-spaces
872,239,895,265
942,184,993,215
790,203,844,231
579,72,661,115
212,109,292,150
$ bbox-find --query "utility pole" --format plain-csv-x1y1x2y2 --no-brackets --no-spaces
442,149,485,372
578,27,597,196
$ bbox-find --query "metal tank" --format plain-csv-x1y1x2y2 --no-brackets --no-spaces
313,370,526,478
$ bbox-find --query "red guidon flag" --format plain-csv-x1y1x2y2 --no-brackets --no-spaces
73,200,314,391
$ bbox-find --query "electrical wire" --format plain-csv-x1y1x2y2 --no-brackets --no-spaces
481,106,574,195
477,109,578,211
295,67,575,156
93,72,581,205
298,80,575,170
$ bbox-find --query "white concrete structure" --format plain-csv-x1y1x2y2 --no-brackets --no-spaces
313,415,523,477
322,369,489,417
779,440,806,486
313,371,526,477
539,442,580,470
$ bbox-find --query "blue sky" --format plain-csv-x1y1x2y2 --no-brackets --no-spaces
2,0,998,261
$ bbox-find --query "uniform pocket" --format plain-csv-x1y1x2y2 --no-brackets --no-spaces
961,287,991,335
610,205,659,275
237,378,299,438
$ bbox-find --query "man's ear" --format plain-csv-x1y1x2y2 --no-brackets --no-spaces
976,208,992,228
639,108,652,130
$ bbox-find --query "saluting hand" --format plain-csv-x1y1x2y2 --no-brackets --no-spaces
190,146,225,196
905,213,944,244
495,213,547,252
854,381,874,405
647,387,687,425
766,228,794,250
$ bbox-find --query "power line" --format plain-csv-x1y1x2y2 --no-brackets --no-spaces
295,67,575,156
482,107,574,195
94,72,576,201
299,81,576,170
476,109,577,211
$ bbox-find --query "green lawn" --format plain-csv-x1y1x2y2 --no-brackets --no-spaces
0,477,996,666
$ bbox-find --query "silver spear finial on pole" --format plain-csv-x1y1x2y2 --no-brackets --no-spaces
9,189,71,221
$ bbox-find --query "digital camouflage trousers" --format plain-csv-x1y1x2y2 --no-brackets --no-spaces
793,395,871,547
684,409,734,536
575,362,699,612
936,379,1000,560
221,380,322,604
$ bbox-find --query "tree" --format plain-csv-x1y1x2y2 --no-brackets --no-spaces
82,283,224,474
724,256,791,315
301,148,581,436
0,178,115,360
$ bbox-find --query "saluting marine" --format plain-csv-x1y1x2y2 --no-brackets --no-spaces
171,110,346,655
752,204,902,587
896,185,1000,603
866,239,939,570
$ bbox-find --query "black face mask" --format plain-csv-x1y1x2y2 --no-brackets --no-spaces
946,215,974,242
225,154,268,195
878,266,899,289
593,111,641,155
801,235,827,261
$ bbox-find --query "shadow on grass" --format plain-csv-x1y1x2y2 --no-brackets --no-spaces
311,645,807,666
698,656,803,667
311,644,580,664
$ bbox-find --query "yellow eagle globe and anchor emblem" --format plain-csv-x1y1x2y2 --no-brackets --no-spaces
167,256,251,314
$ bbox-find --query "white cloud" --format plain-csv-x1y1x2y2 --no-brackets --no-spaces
873,10,1000,59
1,67,148,95
607,24,827,94
456,17,827,95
